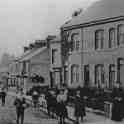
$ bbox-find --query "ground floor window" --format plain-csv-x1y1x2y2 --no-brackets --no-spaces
95,64,105,88
109,64,116,89
84,65,90,86
71,64,79,83
55,71,61,86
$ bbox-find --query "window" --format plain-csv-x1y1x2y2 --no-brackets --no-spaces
52,49,57,64
117,24,124,45
109,28,116,48
22,61,26,74
95,65,105,88
84,65,90,86
109,64,116,89
95,30,104,50
71,34,80,51
71,65,79,83
76,40,80,50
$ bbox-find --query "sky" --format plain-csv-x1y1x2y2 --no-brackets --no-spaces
0,0,98,57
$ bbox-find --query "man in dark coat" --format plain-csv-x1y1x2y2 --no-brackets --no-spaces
111,86,123,121
56,89,68,124
74,90,86,124
14,90,27,124
45,91,52,116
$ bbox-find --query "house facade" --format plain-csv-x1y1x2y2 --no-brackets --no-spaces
61,29,83,88
8,47,50,92
49,35,62,88
18,47,50,91
61,0,124,89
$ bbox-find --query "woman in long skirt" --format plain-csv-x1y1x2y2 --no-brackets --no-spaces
57,90,67,124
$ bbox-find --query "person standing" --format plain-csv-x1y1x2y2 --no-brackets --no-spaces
14,90,27,124
57,89,67,124
74,90,86,124
32,90,39,109
111,86,123,121
45,91,52,116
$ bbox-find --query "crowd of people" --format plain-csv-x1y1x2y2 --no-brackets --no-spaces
13,88,86,124
45,88,86,124
0,85,124,124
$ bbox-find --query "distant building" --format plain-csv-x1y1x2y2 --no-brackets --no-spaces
8,47,50,92
61,0,124,89
8,59,19,88
0,66,9,88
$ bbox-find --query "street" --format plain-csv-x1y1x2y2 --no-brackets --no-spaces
0,93,123,124
0,94,58,124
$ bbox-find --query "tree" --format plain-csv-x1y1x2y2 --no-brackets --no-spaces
72,8,83,18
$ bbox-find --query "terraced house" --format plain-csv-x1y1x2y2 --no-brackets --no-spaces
8,40,50,92
49,35,62,88
61,0,124,89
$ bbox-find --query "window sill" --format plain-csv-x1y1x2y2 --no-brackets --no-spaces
68,50,81,54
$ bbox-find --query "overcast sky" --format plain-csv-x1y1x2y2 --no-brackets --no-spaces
0,0,98,57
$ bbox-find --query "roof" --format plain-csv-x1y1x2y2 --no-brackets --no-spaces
62,0,124,29
17,49,34,60
50,35,61,43
19,47,47,62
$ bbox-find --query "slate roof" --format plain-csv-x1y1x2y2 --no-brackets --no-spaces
19,47,47,62
50,35,61,43
62,0,124,29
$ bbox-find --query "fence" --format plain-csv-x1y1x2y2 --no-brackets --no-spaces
9,92,112,121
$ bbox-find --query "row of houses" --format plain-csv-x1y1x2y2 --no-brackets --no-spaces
3,0,124,92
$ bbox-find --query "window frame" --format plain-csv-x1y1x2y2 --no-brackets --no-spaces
71,64,79,83
84,65,90,86
95,64,105,88
51,49,58,64
109,64,116,89
95,29,104,50
117,24,124,45
109,28,116,48
71,33,80,52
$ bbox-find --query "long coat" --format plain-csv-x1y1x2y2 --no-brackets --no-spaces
56,94,67,117
14,97,27,114
111,88,123,121
74,95,86,117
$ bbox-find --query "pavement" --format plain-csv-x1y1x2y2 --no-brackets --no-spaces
0,92,58,124
4,91,124,124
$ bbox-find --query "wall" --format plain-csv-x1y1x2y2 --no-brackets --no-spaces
82,20,124,87
64,28,83,88
29,48,50,88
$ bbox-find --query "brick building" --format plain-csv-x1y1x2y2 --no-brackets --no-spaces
61,0,124,89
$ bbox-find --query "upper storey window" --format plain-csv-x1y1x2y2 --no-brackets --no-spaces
117,24,124,45
52,49,58,64
71,33,80,51
95,30,104,50
109,28,116,48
